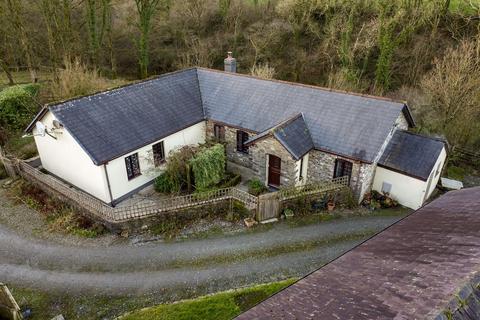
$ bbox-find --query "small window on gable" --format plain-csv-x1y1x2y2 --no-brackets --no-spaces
125,153,141,180
236,130,249,154
214,124,225,141
152,141,165,167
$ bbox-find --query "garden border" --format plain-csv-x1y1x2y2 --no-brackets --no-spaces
2,156,350,230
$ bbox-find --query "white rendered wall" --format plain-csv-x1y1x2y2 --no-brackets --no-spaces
105,121,206,202
295,153,309,186
372,147,446,209
372,167,426,209
33,111,111,202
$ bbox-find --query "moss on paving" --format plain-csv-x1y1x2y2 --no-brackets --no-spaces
120,279,297,320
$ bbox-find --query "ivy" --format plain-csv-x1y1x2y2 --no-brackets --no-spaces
190,144,226,192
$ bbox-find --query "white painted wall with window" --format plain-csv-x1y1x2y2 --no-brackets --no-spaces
105,121,206,203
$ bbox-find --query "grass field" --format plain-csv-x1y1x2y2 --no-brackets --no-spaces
120,279,297,320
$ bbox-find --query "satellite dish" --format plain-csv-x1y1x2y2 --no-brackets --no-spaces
35,121,46,137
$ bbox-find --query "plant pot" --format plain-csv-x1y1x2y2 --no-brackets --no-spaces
284,212,294,219
244,217,257,228
327,201,335,212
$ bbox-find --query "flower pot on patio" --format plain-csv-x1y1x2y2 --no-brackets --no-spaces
327,201,335,212
283,208,294,219
244,217,257,228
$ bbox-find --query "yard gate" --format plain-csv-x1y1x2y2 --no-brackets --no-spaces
257,193,281,221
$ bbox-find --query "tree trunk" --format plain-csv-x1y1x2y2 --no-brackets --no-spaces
0,59,15,85
6,0,37,83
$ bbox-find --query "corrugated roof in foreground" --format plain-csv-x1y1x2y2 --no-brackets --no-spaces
379,130,446,181
237,187,480,320
33,68,413,165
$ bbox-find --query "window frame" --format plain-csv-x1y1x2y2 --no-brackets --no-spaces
236,130,249,154
125,153,141,180
152,141,166,167
299,157,304,181
333,159,353,183
213,124,225,141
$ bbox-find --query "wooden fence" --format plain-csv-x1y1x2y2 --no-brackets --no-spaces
16,161,258,224
7,159,350,226
452,146,480,164
256,176,350,221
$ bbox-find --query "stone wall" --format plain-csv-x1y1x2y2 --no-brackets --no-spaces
250,137,298,187
206,120,256,169
306,150,366,198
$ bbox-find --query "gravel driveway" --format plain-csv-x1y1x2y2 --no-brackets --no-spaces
0,185,406,296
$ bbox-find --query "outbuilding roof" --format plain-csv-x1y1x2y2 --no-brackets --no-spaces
378,130,446,181
27,68,414,165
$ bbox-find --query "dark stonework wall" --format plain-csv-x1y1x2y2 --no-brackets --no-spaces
207,120,375,198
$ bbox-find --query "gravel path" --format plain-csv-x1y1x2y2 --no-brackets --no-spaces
0,184,406,296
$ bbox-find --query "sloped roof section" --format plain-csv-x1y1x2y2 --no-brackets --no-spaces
197,68,411,163
245,114,314,160
49,69,204,165
28,67,415,165
378,130,445,181
274,114,314,160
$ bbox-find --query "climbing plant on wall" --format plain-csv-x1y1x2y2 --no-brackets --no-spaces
190,144,226,192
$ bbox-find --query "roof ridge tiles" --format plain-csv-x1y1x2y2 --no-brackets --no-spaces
195,67,408,106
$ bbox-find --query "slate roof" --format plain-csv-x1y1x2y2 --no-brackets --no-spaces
378,130,445,181
46,69,204,165
197,68,412,163
237,187,480,319
28,67,414,165
245,114,314,160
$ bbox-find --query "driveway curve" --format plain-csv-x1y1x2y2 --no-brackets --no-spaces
0,187,406,295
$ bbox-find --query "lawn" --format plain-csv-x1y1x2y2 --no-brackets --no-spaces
120,279,297,320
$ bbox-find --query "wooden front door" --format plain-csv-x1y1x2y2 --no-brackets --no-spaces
268,155,281,188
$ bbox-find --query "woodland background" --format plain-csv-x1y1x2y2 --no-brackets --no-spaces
0,0,479,153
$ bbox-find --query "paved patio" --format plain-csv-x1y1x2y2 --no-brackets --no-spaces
238,187,480,319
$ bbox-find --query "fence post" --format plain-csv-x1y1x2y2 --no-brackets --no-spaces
0,146,18,178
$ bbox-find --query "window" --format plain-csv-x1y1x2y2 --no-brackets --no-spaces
152,141,165,167
214,124,225,141
299,157,304,180
125,153,141,180
236,130,249,154
333,159,353,183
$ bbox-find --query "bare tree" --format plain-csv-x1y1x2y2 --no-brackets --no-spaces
5,0,37,83
134,0,160,79
421,40,480,147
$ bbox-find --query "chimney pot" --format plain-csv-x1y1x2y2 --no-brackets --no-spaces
224,51,237,73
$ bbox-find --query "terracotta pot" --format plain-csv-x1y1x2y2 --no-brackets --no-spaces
327,201,335,212
244,217,257,228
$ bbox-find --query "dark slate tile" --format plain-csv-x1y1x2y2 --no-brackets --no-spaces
379,130,445,180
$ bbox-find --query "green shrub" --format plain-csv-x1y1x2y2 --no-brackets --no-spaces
0,84,40,130
248,178,268,196
154,172,176,193
447,165,466,180
190,144,226,192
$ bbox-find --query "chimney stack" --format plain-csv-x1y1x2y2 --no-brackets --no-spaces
224,51,236,73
